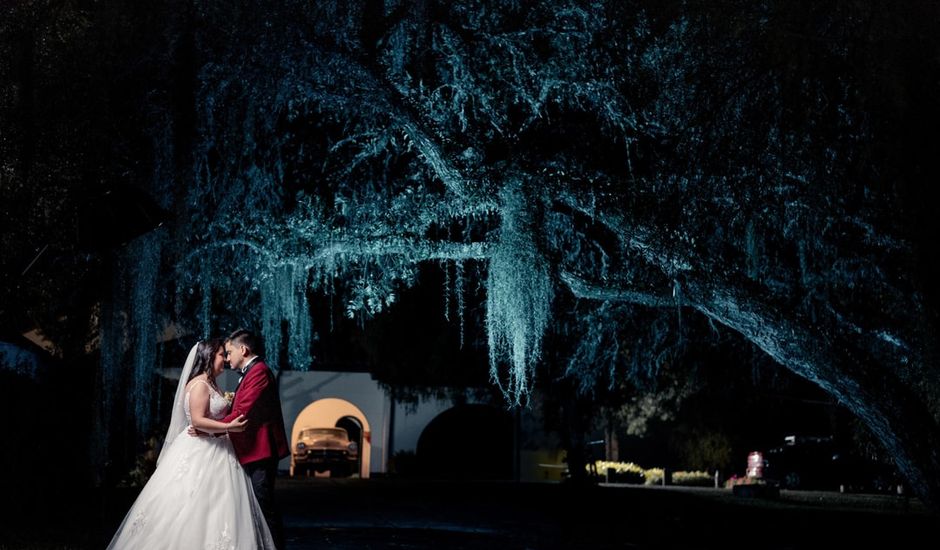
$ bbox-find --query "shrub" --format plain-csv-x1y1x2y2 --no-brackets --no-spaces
589,462,714,487
644,468,665,485
590,461,646,483
672,470,713,487
725,474,767,488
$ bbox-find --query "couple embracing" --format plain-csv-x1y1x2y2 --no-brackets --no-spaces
108,329,289,550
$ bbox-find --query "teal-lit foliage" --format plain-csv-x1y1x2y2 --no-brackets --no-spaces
486,181,553,402
3,0,940,506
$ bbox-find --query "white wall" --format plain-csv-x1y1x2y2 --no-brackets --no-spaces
390,396,453,455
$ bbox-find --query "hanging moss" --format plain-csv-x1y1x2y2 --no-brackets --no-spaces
128,231,163,434
486,181,553,404
260,263,312,371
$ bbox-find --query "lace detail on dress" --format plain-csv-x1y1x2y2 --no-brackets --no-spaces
207,523,235,550
130,511,146,536
184,379,231,425
175,451,193,481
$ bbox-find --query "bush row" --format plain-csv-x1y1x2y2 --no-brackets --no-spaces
590,461,712,486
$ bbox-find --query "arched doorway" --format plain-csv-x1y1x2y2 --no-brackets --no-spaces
336,415,363,477
290,398,371,478
416,404,513,480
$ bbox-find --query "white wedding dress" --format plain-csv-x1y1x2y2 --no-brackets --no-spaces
107,379,276,549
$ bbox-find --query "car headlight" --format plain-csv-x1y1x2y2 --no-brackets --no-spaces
347,442,358,453
296,442,306,451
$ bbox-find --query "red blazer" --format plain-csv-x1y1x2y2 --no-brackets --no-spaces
222,360,289,465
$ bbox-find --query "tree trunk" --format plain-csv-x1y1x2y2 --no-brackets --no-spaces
606,420,619,462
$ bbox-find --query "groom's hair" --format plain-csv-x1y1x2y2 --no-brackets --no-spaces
228,328,262,356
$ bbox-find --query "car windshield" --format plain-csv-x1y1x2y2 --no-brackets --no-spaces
300,428,346,439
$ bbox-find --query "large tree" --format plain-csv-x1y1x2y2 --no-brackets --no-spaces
3,0,940,506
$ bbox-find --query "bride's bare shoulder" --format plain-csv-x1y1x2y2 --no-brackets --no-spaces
186,376,210,393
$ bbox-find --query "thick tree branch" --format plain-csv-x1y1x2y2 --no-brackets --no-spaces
181,236,492,271
683,278,940,508
555,190,693,276
290,44,498,208
560,270,677,308
562,264,940,508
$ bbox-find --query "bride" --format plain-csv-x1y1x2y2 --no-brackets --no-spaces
107,339,277,549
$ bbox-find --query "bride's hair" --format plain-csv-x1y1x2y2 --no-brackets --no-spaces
187,338,224,382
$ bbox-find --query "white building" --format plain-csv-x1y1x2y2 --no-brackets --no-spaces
216,370,566,481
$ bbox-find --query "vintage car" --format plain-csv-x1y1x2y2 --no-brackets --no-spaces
291,427,358,477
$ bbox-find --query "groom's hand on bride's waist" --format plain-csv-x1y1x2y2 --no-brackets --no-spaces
188,426,211,437
187,427,226,438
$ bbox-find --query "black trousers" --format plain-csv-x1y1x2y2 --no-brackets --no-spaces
244,458,284,549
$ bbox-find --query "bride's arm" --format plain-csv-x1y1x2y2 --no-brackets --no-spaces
189,383,247,434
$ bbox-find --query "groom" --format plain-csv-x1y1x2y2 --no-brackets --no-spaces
221,329,289,549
